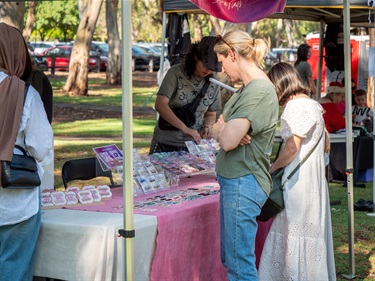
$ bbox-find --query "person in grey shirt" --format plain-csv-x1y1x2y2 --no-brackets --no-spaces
149,36,222,154
294,43,317,99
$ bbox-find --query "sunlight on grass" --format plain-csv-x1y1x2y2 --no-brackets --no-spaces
53,86,157,107
53,117,156,137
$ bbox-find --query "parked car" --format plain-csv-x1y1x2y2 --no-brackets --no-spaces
91,41,109,56
147,42,168,56
264,48,297,69
132,45,160,72
135,43,162,56
27,42,48,71
90,42,108,71
28,41,55,55
41,45,106,72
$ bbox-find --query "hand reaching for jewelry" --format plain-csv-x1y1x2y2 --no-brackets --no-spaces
182,127,201,144
200,126,212,139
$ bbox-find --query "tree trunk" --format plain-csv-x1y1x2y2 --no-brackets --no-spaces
0,2,25,31
294,20,302,44
64,0,103,96
284,19,295,47
192,14,202,42
276,19,283,47
23,1,38,42
106,0,121,85
209,15,221,36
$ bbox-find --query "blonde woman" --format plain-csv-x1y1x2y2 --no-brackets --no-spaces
211,30,279,280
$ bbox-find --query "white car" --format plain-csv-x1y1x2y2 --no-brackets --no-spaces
28,42,55,55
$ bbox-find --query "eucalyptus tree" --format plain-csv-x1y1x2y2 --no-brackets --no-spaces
106,0,121,85
23,1,37,42
0,1,25,30
64,0,103,96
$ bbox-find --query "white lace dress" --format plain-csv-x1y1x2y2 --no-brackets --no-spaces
258,98,336,281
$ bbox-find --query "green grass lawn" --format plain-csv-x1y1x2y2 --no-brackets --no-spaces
49,72,375,280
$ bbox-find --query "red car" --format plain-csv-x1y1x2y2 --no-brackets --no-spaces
41,45,106,71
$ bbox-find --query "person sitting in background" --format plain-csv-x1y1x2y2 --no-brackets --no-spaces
294,43,317,99
319,83,346,133
337,78,357,115
352,89,373,126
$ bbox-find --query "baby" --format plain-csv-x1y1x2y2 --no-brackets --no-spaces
352,89,373,125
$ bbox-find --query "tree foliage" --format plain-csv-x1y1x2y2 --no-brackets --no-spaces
31,0,79,42
131,0,162,43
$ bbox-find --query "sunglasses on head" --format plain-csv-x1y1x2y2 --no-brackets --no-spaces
215,35,234,51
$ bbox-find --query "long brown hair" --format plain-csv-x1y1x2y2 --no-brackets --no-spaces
294,43,311,67
267,62,310,106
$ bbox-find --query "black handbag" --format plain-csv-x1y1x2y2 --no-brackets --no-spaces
257,129,324,222
159,103,196,130
158,76,211,130
1,145,41,189
1,83,41,190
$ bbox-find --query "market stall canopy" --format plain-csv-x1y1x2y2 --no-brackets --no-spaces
161,0,373,26
271,0,373,26
189,0,286,23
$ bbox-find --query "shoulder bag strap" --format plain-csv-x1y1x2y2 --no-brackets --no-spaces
281,128,324,188
17,83,30,153
188,75,212,113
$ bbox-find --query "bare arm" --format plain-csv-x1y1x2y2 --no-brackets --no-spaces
212,117,251,151
200,111,216,139
155,95,201,143
308,76,317,98
270,135,302,174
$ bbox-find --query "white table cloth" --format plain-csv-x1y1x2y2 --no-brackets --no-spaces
34,209,157,281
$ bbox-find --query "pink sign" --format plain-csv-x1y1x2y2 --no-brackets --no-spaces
93,144,123,170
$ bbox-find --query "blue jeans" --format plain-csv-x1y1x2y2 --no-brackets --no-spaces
0,207,41,281
217,174,268,281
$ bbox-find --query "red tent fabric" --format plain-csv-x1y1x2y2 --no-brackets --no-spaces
189,0,286,23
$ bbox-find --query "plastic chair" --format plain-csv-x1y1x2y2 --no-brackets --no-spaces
61,157,116,188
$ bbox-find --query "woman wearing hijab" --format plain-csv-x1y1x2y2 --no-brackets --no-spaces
0,23,53,281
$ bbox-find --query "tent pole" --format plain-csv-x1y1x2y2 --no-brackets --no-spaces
160,12,167,80
369,47,375,217
370,78,375,217
342,0,355,279
121,0,135,280
316,18,325,100
368,4,375,218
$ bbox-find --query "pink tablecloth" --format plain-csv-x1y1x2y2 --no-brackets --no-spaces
67,174,273,281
